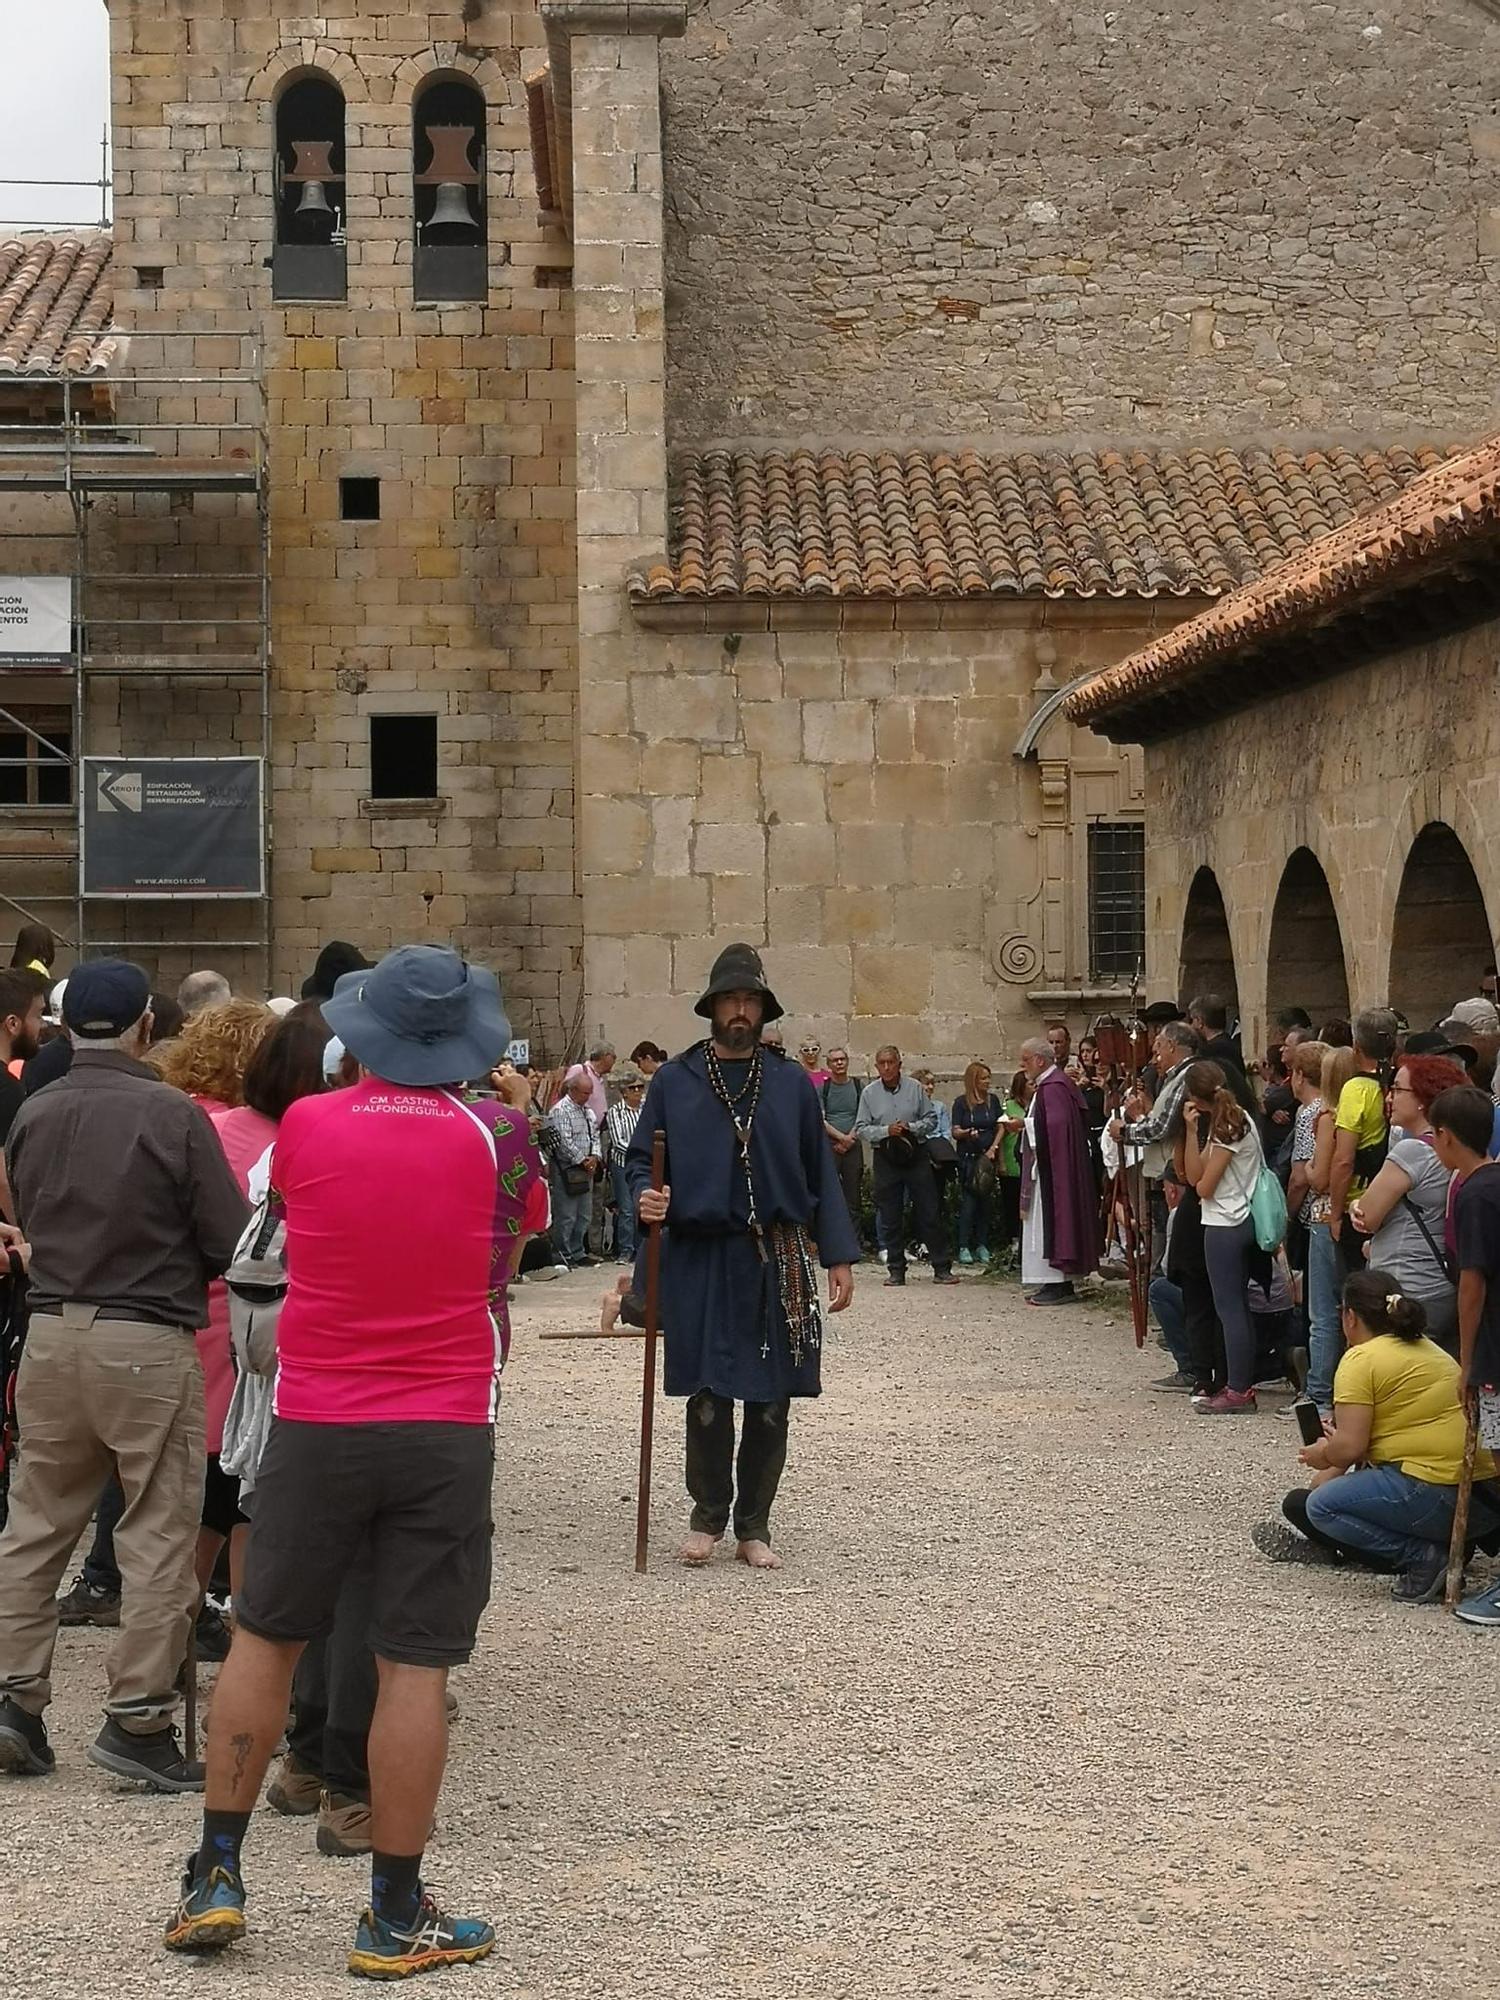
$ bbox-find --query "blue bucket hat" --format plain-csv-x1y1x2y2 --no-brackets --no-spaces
322,945,511,1087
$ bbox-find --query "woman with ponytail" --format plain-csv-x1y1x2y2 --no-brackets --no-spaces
1261,1268,1500,1600
1179,1060,1266,1414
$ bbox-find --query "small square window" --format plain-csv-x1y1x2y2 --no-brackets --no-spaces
135,265,165,291
340,476,381,521
369,714,438,799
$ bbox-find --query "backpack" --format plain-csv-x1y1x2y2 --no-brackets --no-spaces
1250,1162,1288,1253
225,1191,288,1380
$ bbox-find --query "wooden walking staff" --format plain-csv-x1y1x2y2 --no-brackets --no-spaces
1445,1400,1481,1611
634,1130,667,1575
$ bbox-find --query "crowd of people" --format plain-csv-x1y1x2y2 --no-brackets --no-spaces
0,917,1497,1979
1106,989,1500,1624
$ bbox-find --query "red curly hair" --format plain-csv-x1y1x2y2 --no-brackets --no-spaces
1396,1053,1470,1116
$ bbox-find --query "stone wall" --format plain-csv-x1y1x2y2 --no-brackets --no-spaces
662,0,1500,443
105,0,581,1048
1143,618,1500,1054
585,601,1148,1065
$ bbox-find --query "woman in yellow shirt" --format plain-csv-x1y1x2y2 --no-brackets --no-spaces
1282,1269,1500,1601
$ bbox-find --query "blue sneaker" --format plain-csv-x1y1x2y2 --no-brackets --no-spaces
348,1891,495,1979
164,1855,246,1953
1455,1577,1500,1628
975,1246,990,1265
957,1249,973,1266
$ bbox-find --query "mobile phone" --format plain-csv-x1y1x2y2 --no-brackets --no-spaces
1295,1402,1325,1448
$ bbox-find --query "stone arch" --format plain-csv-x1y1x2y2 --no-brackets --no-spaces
1265,846,1350,1031
1388,822,1495,1027
1178,866,1239,1020
393,44,521,112
247,46,367,104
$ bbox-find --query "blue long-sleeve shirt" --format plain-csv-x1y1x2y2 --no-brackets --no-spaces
854,1074,938,1147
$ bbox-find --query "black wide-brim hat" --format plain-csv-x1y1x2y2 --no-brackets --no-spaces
323,945,511,1087
694,941,783,1025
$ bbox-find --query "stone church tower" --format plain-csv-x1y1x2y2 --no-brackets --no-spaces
105,0,579,1044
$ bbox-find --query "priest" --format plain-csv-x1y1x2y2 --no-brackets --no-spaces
1016,1036,1100,1305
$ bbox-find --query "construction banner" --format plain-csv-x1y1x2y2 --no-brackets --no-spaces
0,577,71,665
81,757,265,898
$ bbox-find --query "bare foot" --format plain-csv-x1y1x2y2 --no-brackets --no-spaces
735,1539,783,1571
678,1530,719,1566
600,1273,630,1333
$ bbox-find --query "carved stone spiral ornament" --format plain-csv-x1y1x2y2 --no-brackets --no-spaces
994,934,1041,984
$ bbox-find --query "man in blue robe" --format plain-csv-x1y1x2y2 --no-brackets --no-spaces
625,944,858,1570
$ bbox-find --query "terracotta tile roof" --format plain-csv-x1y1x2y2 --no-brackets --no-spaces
0,233,117,376
1067,431,1500,738
628,444,1445,604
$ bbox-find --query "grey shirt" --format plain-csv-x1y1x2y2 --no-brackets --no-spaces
7,1046,249,1329
821,1077,863,1135
854,1075,937,1146
1369,1136,1453,1301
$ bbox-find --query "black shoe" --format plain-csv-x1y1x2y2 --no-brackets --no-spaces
1026,1282,1076,1306
0,1695,54,1776
56,1575,121,1628
88,1717,204,1792
1392,1552,1450,1604
569,1255,598,1269
194,1602,231,1665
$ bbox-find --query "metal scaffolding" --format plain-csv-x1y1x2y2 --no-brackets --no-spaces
0,338,273,985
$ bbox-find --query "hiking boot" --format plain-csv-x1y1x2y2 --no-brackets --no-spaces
164,1852,246,1954
348,1890,495,1980
194,1602,232,1665
316,1788,372,1858
56,1575,120,1628
0,1695,54,1776
266,1750,323,1816
88,1717,204,1793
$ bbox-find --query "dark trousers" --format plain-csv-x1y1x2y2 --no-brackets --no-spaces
997,1174,1021,1249
1178,1262,1223,1393
286,1544,378,1800
82,1472,126,1594
872,1153,951,1279
833,1142,863,1242
684,1391,789,1546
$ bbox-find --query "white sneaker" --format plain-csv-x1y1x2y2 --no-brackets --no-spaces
529,1264,560,1282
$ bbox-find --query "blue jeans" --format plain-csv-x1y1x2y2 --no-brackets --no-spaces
1149,1275,1190,1374
1305,1463,1464,1569
549,1164,592,1264
956,1157,990,1254
610,1159,637,1263
1305,1220,1343,1408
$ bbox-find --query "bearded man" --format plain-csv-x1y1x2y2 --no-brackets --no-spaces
626,945,857,1571
1017,1035,1100,1305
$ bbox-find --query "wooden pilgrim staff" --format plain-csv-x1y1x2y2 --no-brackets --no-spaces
634,1131,666,1574
1445,1399,1481,1611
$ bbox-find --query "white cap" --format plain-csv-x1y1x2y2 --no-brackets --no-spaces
322,1035,346,1081
266,996,296,1018
1450,998,1500,1034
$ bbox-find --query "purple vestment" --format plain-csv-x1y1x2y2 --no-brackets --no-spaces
1020,1067,1101,1277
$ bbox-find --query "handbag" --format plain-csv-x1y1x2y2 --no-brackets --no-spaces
972,1155,998,1199
561,1162,593,1197
926,1136,959,1167
1250,1163,1288,1253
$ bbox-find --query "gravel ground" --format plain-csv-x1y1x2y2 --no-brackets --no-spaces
4,1264,1497,1998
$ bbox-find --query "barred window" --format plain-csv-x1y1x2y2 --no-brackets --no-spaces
1088,823,1144,982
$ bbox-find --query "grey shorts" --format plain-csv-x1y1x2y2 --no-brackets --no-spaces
236,1418,494,1669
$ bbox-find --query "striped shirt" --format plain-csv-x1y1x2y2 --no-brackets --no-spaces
604,1097,638,1161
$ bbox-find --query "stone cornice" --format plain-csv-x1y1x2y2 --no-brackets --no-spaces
629,594,1213,635
539,2,687,37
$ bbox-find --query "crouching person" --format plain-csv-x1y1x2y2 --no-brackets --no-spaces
1258,1269,1500,1601
165,948,542,1978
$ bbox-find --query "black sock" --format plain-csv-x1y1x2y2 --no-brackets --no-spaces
195,1808,251,1881
371,1851,423,1927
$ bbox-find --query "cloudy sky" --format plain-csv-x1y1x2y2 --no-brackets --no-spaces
0,2,111,228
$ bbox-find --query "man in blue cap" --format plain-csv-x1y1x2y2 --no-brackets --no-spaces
0,958,248,1792
165,945,543,1980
